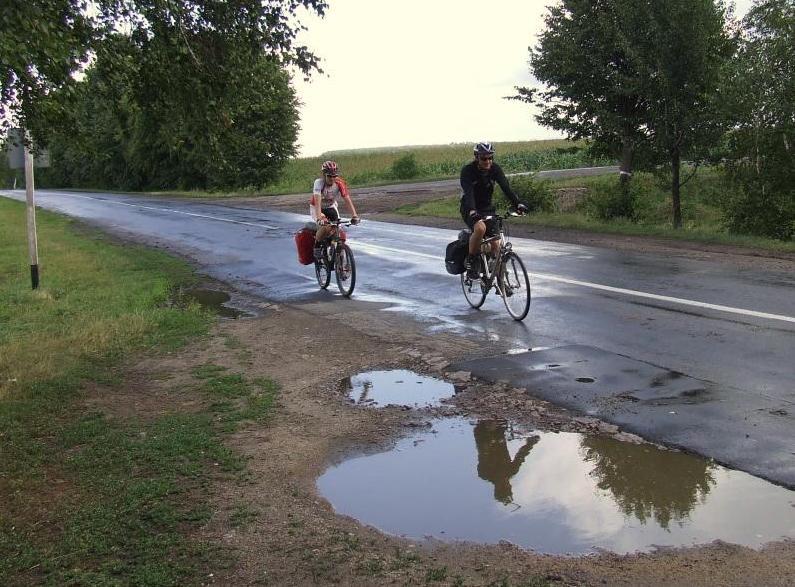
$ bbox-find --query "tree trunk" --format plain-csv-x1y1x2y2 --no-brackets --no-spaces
619,133,634,186
671,148,682,229
619,133,634,213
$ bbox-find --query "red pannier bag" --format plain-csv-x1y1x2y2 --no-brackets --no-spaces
294,227,316,265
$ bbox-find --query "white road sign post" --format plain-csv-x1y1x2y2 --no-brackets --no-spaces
6,129,44,289
24,142,40,289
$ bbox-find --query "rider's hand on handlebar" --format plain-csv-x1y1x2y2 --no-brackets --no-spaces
350,216,361,225
516,202,529,215
469,210,482,223
317,214,328,225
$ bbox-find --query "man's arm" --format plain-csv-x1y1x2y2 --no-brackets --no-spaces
311,179,325,222
460,165,477,214
336,178,359,221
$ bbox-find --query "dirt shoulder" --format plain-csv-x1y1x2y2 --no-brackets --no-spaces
215,186,795,272
86,287,794,586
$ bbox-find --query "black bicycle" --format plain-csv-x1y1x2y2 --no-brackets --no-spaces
315,218,357,297
460,212,531,321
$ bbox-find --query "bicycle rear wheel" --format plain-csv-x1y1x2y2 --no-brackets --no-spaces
499,252,531,321
460,273,487,309
335,243,356,297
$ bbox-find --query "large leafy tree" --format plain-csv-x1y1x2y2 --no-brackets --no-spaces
721,0,795,240
518,0,735,228
0,0,102,140
2,0,326,142
46,29,302,189
514,0,648,183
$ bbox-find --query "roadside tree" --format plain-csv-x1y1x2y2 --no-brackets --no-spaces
517,0,735,228
721,0,795,240
2,0,326,188
0,0,102,140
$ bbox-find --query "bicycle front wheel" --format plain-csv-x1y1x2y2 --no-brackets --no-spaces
460,273,487,309
499,252,531,320
335,243,356,297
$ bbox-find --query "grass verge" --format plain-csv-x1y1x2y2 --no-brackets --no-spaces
0,198,275,584
397,169,795,253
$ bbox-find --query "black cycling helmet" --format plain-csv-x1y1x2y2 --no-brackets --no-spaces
474,142,495,158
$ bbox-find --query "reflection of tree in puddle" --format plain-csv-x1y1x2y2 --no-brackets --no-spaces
580,436,716,529
474,420,539,505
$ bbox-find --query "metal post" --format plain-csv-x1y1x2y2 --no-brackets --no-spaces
24,143,40,289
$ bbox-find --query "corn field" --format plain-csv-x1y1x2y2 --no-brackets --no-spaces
263,140,614,195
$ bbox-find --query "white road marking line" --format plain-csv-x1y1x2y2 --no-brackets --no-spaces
355,242,441,260
37,191,281,231
356,243,795,324
529,273,795,324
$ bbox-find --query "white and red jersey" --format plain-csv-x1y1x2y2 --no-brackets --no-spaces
311,177,350,211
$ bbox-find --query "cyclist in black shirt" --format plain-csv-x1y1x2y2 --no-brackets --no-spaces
460,142,528,278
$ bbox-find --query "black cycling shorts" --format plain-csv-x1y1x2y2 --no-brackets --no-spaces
321,207,340,222
461,208,498,236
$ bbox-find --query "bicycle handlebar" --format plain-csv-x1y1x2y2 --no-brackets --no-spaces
318,218,360,227
482,210,523,221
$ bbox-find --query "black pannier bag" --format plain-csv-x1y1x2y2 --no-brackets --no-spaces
444,230,471,275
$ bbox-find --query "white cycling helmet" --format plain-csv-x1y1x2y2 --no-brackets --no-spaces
474,142,495,158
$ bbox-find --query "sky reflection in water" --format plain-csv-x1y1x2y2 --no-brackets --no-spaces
318,418,795,554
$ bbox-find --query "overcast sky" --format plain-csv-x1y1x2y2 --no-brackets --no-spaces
294,0,754,157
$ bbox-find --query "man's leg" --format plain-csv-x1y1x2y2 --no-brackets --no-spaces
314,225,330,260
466,220,486,278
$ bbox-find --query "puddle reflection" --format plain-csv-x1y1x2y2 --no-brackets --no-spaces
340,370,456,408
475,420,539,505
581,436,715,529
318,418,795,554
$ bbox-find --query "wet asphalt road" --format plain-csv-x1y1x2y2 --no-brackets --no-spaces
3,188,794,486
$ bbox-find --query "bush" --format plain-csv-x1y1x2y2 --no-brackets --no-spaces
507,175,554,212
390,153,419,180
582,176,637,221
720,176,795,240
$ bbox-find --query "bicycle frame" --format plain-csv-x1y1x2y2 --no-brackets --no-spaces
318,219,352,268
474,214,516,296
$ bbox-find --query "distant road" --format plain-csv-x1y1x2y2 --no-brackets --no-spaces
351,165,620,195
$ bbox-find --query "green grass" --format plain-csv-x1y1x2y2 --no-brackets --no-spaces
0,199,209,395
0,198,278,584
192,363,278,432
398,168,795,252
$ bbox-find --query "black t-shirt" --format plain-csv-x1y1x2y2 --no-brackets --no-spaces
459,160,520,214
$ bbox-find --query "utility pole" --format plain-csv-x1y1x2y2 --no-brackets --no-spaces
24,141,40,289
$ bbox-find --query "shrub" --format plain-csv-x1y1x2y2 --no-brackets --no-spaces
507,175,554,212
720,176,795,240
390,153,419,179
582,176,637,221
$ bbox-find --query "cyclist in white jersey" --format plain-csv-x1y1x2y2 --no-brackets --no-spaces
311,160,360,257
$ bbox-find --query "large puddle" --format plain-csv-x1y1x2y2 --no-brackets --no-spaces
340,370,456,408
318,418,795,554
